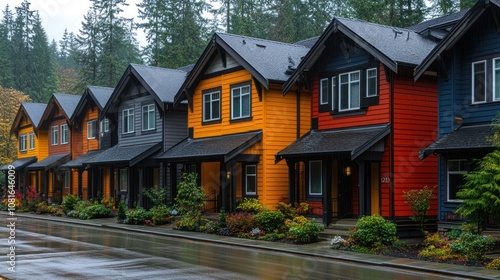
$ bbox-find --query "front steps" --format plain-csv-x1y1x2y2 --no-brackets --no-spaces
319,219,358,241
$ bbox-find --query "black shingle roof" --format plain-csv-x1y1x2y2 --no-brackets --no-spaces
157,130,262,163
53,93,81,120
420,124,495,159
88,86,113,110
60,150,104,169
276,124,390,161
22,103,47,128
0,156,37,171
85,142,161,166
26,153,71,171
130,64,187,103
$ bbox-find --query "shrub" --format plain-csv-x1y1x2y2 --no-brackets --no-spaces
116,200,127,223
486,259,500,270
24,186,41,211
276,202,297,220
100,197,115,209
78,204,111,220
62,194,80,213
349,215,397,250
286,217,324,243
449,232,495,260
296,202,311,215
259,232,286,241
236,197,263,214
36,201,49,213
255,210,285,233
124,207,153,225
144,187,168,207
150,205,172,225
175,173,206,231
226,212,256,236
403,186,434,233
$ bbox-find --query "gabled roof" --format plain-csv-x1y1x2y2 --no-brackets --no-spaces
414,0,500,80
26,153,71,171
71,86,113,123
276,124,390,162
283,17,437,93
10,102,46,135
102,64,188,116
157,130,262,163
419,123,495,159
0,156,37,171
39,93,81,129
60,150,104,169
84,142,161,166
407,9,469,35
175,32,311,106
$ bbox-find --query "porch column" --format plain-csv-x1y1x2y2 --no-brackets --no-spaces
43,171,48,202
77,169,83,198
169,163,177,204
230,162,237,212
322,160,332,226
358,161,366,217
138,168,144,207
286,159,296,204
158,162,164,189
109,167,114,202
220,163,228,212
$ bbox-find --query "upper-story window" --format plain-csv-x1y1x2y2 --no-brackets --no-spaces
231,83,251,120
320,78,329,105
142,104,155,131
494,58,500,101
203,89,221,122
100,118,109,133
29,132,35,150
51,125,58,145
19,134,27,152
245,164,257,196
60,124,68,144
366,68,378,97
447,159,467,202
472,61,486,104
339,71,360,111
122,108,134,134
87,120,98,139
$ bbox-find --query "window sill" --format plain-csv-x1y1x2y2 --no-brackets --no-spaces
330,108,367,118
202,119,222,126
230,116,253,124
121,132,135,138
141,129,157,135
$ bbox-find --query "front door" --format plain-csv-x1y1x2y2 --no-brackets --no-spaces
370,162,380,215
338,162,352,218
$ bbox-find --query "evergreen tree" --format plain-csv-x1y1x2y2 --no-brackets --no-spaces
0,5,14,87
137,0,168,66
430,0,477,16
75,7,101,88
344,0,428,27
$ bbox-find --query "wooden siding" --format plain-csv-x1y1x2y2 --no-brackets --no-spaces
16,115,48,161
82,106,99,153
163,109,188,152
48,118,71,155
392,76,438,217
117,95,163,146
191,69,310,208
206,53,240,74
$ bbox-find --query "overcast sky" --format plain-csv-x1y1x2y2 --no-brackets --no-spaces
4,0,146,47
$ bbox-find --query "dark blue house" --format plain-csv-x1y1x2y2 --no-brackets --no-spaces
417,0,500,229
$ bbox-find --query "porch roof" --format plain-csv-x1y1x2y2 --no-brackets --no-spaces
26,154,71,171
0,156,37,171
60,150,105,169
157,130,262,163
275,124,390,162
419,123,495,159
84,142,161,167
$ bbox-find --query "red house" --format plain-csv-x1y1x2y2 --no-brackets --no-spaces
277,17,440,231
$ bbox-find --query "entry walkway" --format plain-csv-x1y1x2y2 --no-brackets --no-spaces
5,212,500,279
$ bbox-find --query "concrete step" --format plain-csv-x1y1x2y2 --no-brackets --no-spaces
319,229,350,240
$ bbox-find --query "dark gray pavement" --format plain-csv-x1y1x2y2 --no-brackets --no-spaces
2,212,499,279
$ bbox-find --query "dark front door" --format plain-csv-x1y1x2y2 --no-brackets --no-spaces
338,162,352,219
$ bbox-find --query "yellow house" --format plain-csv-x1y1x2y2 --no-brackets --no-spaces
2,103,48,191
158,33,312,211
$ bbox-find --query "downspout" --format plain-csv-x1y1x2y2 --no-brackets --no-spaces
390,70,395,221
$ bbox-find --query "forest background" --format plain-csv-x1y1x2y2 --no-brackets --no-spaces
0,0,476,166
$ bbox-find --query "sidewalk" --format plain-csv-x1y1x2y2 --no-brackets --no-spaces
5,212,500,280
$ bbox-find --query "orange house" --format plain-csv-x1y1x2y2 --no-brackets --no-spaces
2,103,47,191
61,86,113,200
159,33,312,211
27,93,81,203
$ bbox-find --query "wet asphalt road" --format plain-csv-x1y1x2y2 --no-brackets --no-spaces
0,218,463,280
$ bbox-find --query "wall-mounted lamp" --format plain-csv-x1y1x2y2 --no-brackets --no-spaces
454,116,463,125
344,166,351,176
226,170,231,180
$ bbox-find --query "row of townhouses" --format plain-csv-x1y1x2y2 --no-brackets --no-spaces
2,0,499,231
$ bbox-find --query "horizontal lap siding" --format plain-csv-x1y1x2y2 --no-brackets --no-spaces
164,110,187,151
392,77,438,217
49,117,71,155
82,107,99,154
118,95,163,146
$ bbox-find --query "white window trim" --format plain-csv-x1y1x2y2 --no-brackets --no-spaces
142,104,155,131
203,90,221,122
339,70,361,112
245,165,257,195
51,125,58,145
472,60,487,104
320,78,329,105
309,160,323,195
64,171,70,189
493,58,500,101
231,84,251,120
29,132,35,150
19,134,27,152
366,67,378,97
100,118,109,133
122,108,134,134
331,76,336,111
447,159,467,202
87,120,97,139
60,124,68,144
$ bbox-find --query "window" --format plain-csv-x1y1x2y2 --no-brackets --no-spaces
320,78,329,105
142,104,155,131
203,90,221,122
472,61,486,104
309,160,322,195
119,168,128,192
331,76,336,111
29,132,35,150
447,159,467,202
51,126,58,145
366,68,378,97
19,134,27,152
87,120,97,139
100,118,109,133
60,124,68,144
122,108,134,134
339,71,360,111
63,171,70,189
494,58,500,101
231,83,251,119
245,165,257,195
